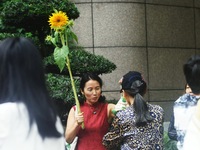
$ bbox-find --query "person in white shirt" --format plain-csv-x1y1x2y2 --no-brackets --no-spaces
182,55,200,150
0,37,65,150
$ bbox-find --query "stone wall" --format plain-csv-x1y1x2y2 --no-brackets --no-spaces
72,0,200,121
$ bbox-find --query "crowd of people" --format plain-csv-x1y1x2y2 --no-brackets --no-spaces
0,37,200,150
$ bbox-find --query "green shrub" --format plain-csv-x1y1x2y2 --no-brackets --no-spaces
44,46,117,76
46,73,79,104
0,0,80,56
0,0,117,123
163,131,178,150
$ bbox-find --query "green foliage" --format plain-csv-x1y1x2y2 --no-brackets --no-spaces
44,46,116,104
46,73,80,104
0,0,79,26
0,0,80,55
53,46,69,72
0,0,117,118
163,132,178,150
44,46,117,75
70,47,117,75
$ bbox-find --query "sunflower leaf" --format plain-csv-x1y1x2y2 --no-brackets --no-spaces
53,46,69,72
53,9,58,13
70,30,78,43
51,38,57,46
66,28,78,44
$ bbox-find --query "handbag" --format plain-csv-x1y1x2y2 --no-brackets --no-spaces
66,136,78,150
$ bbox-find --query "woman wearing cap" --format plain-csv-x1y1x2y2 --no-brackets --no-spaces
102,71,164,150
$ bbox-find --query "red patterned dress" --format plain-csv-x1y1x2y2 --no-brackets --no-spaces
76,102,109,150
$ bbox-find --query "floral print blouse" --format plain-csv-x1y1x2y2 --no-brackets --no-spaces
102,103,164,150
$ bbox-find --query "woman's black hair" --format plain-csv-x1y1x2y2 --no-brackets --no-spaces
78,73,106,105
184,55,200,95
0,37,62,138
122,71,153,127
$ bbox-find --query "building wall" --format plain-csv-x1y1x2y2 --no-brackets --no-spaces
72,0,200,121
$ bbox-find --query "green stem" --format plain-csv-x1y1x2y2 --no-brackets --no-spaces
66,56,84,129
61,32,84,129
60,32,65,46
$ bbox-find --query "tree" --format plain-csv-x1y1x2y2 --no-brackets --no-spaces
0,0,116,125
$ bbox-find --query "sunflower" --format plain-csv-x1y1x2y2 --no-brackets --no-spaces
48,11,69,29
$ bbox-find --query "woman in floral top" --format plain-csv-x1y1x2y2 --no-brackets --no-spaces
102,71,164,150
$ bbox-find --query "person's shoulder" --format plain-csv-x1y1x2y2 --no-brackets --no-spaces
0,102,23,125
116,106,132,118
175,93,199,105
0,102,26,117
0,102,18,112
148,103,164,114
173,93,189,106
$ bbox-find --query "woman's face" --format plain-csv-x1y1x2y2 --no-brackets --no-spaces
82,79,101,105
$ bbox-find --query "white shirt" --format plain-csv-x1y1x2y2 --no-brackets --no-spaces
183,100,200,150
0,102,65,150
173,93,199,150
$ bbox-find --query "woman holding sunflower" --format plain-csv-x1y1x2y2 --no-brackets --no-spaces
65,73,115,150
47,10,124,150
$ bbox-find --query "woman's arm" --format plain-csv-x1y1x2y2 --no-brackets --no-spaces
107,103,115,123
65,107,83,143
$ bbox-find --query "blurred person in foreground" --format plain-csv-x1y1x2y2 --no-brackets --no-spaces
102,71,164,150
0,37,65,150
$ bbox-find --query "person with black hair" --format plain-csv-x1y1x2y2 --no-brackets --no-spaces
0,37,65,150
167,84,192,146
181,55,200,150
65,73,115,150
168,56,200,150
102,71,164,150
